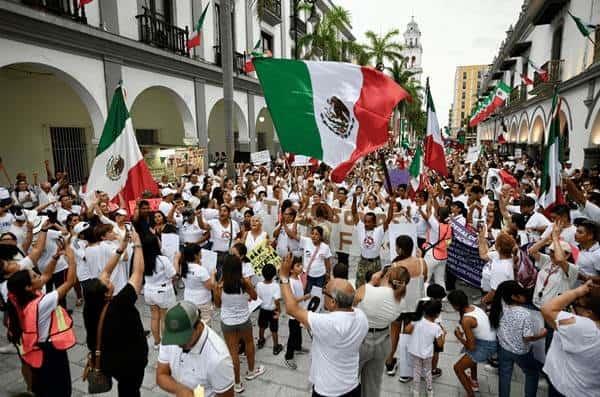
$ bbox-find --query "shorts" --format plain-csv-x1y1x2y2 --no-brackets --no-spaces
433,340,444,353
258,309,279,332
144,283,176,309
464,338,497,363
221,318,252,334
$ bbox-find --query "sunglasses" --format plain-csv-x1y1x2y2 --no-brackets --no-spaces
323,291,335,300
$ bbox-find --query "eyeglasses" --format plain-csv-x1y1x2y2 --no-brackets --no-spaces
323,291,334,300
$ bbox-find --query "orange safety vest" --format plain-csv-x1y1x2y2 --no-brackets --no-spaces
425,223,452,261
12,293,76,368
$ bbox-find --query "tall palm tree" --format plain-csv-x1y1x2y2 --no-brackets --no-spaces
363,29,403,67
387,60,425,139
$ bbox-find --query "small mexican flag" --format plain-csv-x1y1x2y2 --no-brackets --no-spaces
540,89,565,210
521,73,534,86
244,39,264,73
409,145,423,191
491,81,511,108
187,3,209,50
527,59,548,82
85,86,158,206
423,79,448,176
568,11,598,38
78,0,93,8
254,58,410,182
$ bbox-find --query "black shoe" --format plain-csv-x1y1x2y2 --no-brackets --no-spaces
273,344,283,355
432,368,442,378
257,338,266,349
385,358,397,376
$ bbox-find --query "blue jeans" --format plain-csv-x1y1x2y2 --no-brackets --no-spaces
305,275,326,293
498,346,541,397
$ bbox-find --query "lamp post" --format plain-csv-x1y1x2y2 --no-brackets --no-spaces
294,0,317,59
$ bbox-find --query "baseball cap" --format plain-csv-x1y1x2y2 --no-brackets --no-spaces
115,208,128,216
162,301,199,346
73,222,90,235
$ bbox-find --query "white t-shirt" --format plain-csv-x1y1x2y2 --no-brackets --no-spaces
276,222,300,257
408,318,443,359
8,222,28,252
36,291,59,342
356,222,385,259
37,230,67,274
300,237,332,278
540,224,577,245
525,212,551,240
543,311,600,397
180,220,206,245
289,277,304,319
256,281,280,311
412,204,428,238
488,251,515,290
158,201,173,217
144,255,176,287
245,231,267,252
452,194,469,207
158,327,234,397
307,309,369,396
0,213,14,234
207,219,239,252
532,254,578,308
84,241,130,294
183,263,212,306
57,205,81,226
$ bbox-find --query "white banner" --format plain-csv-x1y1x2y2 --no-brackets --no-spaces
250,150,271,165
465,146,481,164
292,155,312,167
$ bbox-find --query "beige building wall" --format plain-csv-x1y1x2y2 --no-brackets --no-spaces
450,64,489,134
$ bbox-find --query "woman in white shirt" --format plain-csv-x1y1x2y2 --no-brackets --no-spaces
214,254,264,393
299,226,332,292
541,281,600,397
180,244,215,326
242,216,268,252
479,230,518,305
142,234,177,349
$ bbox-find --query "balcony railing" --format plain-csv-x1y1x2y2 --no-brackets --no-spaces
136,7,189,57
594,29,600,64
289,16,307,39
508,84,527,108
21,0,87,23
259,0,282,26
530,60,561,96
213,46,247,75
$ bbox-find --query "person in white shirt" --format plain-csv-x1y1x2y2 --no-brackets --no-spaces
157,301,235,397
56,194,81,226
11,180,37,210
273,207,300,258
351,192,394,287
405,300,446,397
299,226,332,292
540,204,577,245
279,253,369,397
479,231,517,305
573,218,600,281
7,209,33,254
35,181,57,210
256,263,284,355
451,182,469,207
180,244,215,327
541,281,600,397
158,188,177,217
198,204,240,280
242,216,268,252
141,233,178,349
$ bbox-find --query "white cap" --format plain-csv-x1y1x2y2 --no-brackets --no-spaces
0,188,9,201
161,188,177,197
115,208,128,216
73,221,90,235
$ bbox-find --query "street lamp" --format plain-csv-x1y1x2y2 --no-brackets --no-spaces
294,0,316,59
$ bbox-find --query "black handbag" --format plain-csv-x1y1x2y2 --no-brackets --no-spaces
83,300,112,394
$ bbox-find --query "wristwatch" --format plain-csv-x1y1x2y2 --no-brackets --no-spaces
279,276,290,284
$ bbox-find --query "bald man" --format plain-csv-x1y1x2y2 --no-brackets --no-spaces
279,255,368,397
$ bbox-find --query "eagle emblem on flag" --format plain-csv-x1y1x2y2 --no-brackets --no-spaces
320,96,355,139
105,154,125,181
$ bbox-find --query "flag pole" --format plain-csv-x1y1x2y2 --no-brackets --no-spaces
379,151,393,194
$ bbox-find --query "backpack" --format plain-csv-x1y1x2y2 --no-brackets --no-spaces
516,243,537,289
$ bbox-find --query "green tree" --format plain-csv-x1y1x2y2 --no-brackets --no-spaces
387,60,425,137
362,29,403,67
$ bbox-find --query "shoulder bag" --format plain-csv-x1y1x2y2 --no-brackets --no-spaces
83,300,113,394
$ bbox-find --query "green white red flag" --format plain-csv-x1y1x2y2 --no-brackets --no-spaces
540,89,565,210
409,145,423,191
254,58,410,182
187,3,209,49
85,86,157,205
423,80,447,176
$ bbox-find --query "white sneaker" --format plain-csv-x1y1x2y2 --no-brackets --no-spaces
427,388,434,397
0,344,16,354
245,365,266,380
234,383,245,393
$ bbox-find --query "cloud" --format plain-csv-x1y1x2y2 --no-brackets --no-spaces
472,36,500,49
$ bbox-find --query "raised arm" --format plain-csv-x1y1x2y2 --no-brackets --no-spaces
128,231,144,294
542,281,593,328
383,193,395,232
99,233,129,281
26,225,49,265
55,241,77,300
351,193,359,225
527,235,550,263
478,224,490,262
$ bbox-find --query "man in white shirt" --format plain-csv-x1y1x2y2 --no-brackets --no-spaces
56,194,81,226
157,301,234,397
159,188,177,217
279,255,369,397
451,182,469,207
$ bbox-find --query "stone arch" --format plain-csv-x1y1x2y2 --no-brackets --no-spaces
518,117,529,143
255,107,277,155
529,105,547,130
207,99,248,162
509,120,518,143
129,86,196,146
529,116,545,145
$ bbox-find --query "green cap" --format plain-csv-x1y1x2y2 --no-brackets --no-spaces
161,301,199,346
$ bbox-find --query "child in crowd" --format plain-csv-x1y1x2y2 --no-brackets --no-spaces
415,284,448,378
284,256,310,370
406,300,446,397
256,263,284,355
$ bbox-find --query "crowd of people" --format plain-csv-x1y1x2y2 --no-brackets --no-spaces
0,147,599,397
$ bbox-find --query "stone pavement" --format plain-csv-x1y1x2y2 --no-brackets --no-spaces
0,283,547,397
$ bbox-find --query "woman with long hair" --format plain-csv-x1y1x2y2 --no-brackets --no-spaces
142,233,177,349
385,235,428,379
447,289,497,397
180,244,215,326
299,226,332,291
489,280,545,397
242,216,268,252
214,254,264,393
6,239,76,397
354,265,411,397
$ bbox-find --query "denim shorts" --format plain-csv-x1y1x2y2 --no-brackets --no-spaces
221,318,252,334
465,338,497,363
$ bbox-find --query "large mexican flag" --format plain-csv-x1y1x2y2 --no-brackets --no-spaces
85,86,157,205
254,58,410,182
540,89,564,209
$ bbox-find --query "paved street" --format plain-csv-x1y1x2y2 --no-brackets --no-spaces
0,282,547,397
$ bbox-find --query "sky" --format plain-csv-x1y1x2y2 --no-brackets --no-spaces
336,0,523,127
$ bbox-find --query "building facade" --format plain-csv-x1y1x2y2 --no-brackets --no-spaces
400,17,423,83
450,64,489,137
477,0,600,169
0,0,354,183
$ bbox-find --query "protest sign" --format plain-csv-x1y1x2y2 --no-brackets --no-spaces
388,169,409,188
465,146,481,164
247,239,282,275
200,249,218,274
250,150,271,165
446,219,485,287
514,148,522,158
291,155,312,167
